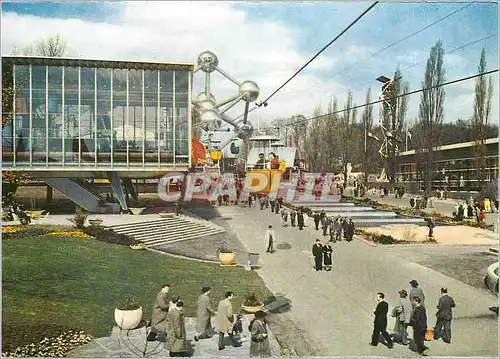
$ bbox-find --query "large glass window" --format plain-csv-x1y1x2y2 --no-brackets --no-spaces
80,67,96,164
175,71,189,163
96,68,112,163
160,70,173,164
47,66,63,164
113,68,127,165
144,69,159,165
128,69,144,165
64,67,79,163
14,65,30,165
2,62,14,163
31,65,47,164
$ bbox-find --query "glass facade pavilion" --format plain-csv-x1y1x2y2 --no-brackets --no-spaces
2,56,193,171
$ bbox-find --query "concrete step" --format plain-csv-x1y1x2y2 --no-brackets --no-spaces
138,228,226,244
316,207,375,212
354,218,427,227
289,202,354,207
321,212,398,218
110,221,221,237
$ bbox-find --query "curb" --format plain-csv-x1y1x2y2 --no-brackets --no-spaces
147,247,247,268
354,234,377,247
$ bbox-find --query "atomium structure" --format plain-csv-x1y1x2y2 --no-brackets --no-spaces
192,50,260,150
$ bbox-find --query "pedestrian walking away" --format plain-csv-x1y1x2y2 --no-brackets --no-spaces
148,283,170,342
410,296,428,356
314,212,320,231
297,210,304,230
409,280,426,308
328,220,336,243
312,239,324,271
323,242,333,271
433,287,455,344
215,291,240,350
369,292,393,348
290,209,297,227
195,287,216,341
334,216,342,241
249,310,271,357
264,225,276,253
346,218,355,241
391,289,412,345
166,301,188,357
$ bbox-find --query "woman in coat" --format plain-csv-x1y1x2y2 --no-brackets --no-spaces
195,287,216,341
249,310,271,357
323,243,333,271
166,301,187,357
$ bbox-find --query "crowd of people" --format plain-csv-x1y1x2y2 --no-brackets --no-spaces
369,281,456,356
147,285,272,357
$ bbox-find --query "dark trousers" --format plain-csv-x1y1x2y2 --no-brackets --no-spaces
322,225,328,236
266,240,274,253
299,224,303,230
413,328,426,353
434,319,452,343
218,332,238,348
314,255,323,271
314,221,319,230
371,324,393,346
291,219,296,226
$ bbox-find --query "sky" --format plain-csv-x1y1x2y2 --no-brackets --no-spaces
1,1,498,144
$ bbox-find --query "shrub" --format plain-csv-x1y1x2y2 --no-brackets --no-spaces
243,292,261,306
116,297,141,311
83,227,135,246
217,240,233,253
69,206,88,229
373,234,400,245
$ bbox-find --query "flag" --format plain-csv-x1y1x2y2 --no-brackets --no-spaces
407,131,412,140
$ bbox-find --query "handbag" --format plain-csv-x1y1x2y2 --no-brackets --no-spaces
424,328,434,341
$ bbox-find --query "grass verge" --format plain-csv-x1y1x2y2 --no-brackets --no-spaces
2,234,272,352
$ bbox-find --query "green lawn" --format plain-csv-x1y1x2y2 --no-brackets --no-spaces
2,235,272,352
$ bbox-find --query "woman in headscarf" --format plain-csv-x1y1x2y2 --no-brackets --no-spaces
249,310,271,357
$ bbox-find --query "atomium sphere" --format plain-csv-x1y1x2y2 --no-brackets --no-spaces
239,81,260,102
235,122,254,139
199,109,221,131
197,51,219,73
196,100,215,112
195,92,217,104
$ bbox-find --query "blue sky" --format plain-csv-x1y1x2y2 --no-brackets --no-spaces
1,1,498,132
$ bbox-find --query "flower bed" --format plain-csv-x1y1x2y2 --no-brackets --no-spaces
2,225,24,233
48,231,94,239
2,330,92,357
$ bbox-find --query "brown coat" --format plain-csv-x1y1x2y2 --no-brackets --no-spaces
215,298,234,333
151,291,169,330
166,309,187,353
196,293,215,335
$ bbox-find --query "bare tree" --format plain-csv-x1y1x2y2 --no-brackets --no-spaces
339,91,358,188
472,48,494,190
13,33,67,57
361,87,374,184
303,105,324,171
418,40,445,194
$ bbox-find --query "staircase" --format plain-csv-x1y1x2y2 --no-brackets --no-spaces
105,217,226,247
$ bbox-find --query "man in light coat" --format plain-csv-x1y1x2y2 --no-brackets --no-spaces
215,291,239,350
409,280,425,308
264,225,276,253
434,287,456,344
195,287,216,341
166,301,187,357
149,284,170,342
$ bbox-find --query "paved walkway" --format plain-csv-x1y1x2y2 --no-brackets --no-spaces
364,193,498,227
218,204,499,357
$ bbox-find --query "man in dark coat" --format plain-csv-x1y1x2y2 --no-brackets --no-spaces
342,218,349,240
275,200,280,214
410,296,428,356
433,287,456,344
290,210,297,227
322,215,331,236
270,199,275,212
297,210,304,230
312,239,323,271
346,218,355,241
369,292,393,348
313,213,321,231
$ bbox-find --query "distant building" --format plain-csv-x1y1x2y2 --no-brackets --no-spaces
396,138,499,192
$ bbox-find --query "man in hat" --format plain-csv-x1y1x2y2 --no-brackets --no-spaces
369,292,393,348
297,210,304,230
434,287,456,344
255,153,266,169
410,296,428,356
290,209,297,227
409,280,426,308
195,287,216,341
148,283,170,342
265,225,276,253
215,291,239,350
312,239,324,271
346,218,355,242
392,289,412,345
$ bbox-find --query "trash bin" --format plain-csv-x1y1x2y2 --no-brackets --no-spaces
248,253,260,268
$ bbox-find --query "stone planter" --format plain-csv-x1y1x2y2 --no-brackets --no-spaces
219,252,235,265
130,207,146,215
159,211,175,218
114,306,143,330
89,219,103,227
241,303,264,313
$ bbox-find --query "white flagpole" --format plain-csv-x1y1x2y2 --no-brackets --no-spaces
364,124,367,154
405,123,408,152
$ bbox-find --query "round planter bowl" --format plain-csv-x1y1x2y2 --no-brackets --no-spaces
114,306,143,330
130,207,146,215
241,303,264,313
219,252,235,265
89,219,103,226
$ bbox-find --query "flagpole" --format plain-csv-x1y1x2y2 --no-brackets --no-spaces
405,123,408,152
